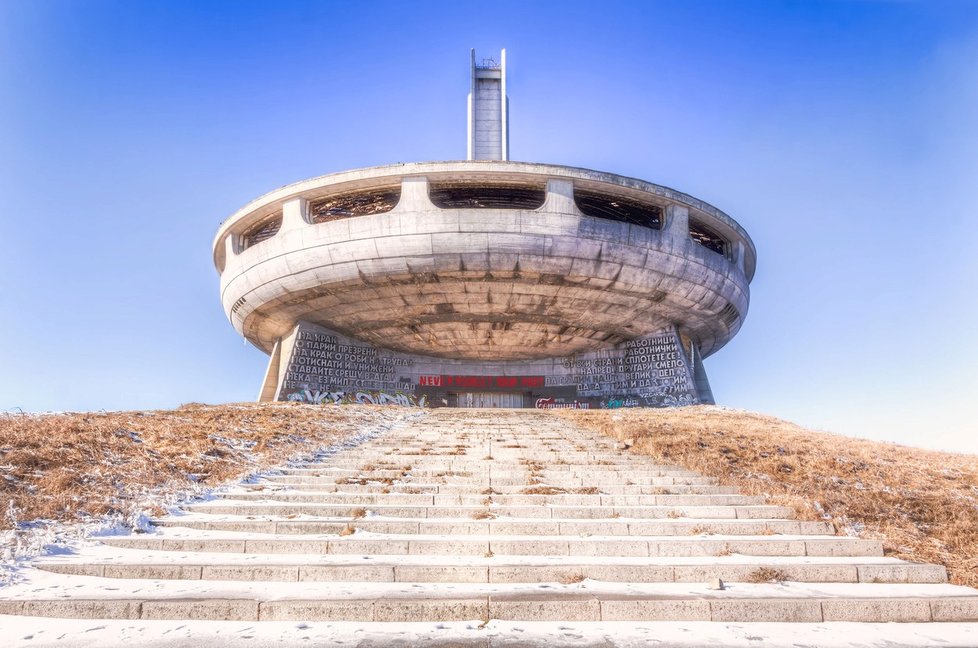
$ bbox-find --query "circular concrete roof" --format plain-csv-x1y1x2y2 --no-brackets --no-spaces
215,161,754,361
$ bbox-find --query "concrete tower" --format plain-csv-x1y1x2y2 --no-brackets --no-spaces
467,49,508,161
213,50,755,409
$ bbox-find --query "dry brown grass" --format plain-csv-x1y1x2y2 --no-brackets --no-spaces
521,486,568,495
0,403,409,530
556,406,978,588
745,567,790,583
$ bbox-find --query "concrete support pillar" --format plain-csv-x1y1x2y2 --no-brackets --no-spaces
225,232,238,258
257,339,283,402
691,343,716,405
395,176,433,211
733,240,747,274
281,197,308,230
543,178,578,214
664,204,689,237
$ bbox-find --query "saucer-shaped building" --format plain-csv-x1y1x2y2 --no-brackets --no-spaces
213,50,756,408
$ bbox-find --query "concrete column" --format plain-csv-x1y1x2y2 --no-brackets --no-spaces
543,178,578,214
691,343,716,405
664,204,689,237
733,240,747,274
225,232,239,258
257,339,282,402
281,197,308,230
394,176,433,211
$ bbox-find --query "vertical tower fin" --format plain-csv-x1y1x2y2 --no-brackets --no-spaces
467,49,509,161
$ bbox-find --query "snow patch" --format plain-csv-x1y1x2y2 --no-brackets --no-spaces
0,413,421,586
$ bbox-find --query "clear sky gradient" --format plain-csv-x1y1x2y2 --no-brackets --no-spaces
2,1,977,452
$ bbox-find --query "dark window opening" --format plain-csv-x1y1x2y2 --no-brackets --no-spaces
718,303,740,328
309,188,400,223
689,218,727,256
429,182,546,209
241,213,282,249
574,190,663,229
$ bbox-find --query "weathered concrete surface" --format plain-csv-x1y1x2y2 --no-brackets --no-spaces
269,320,704,408
468,49,508,161
215,166,753,365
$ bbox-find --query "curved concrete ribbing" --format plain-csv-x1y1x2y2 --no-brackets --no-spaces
216,168,751,362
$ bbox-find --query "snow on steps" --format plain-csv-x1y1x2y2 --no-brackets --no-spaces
2,409,978,647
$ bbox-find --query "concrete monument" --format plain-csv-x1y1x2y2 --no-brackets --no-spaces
213,50,756,408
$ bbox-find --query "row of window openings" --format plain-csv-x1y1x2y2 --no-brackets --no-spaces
239,185,729,257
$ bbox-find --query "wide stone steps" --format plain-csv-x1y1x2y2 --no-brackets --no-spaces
100,533,880,556
4,408,977,637
277,472,701,481
269,474,720,486
238,482,742,494
278,466,705,476
39,553,946,584
146,517,835,535
216,491,763,505
180,503,794,519
318,459,678,468
3,587,976,623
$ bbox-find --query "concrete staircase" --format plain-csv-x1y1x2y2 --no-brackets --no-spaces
2,409,977,643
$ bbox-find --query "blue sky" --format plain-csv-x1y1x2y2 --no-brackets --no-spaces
2,1,977,452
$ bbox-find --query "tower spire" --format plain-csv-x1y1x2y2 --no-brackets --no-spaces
467,49,509,161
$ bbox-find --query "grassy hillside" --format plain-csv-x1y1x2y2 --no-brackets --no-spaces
3,403,975,590
0,403,410,531
557,406,978,589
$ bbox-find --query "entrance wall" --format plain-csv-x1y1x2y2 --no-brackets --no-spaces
266,320,707,409
456,392,524,408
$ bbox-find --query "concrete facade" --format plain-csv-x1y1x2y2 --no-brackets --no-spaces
262,320,699,408
213,52,756,408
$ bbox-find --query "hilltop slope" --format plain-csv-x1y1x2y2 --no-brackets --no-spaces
557,406,978,589
0,403,411,532
2,403,975,591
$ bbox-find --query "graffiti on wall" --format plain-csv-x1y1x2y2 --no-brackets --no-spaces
602,397,640,409
544,333,698,403
637,392,695,408
281,329,413,394
534,397,590,410
276,321,702,408
285,389,427,408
